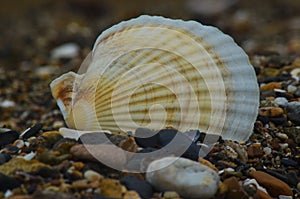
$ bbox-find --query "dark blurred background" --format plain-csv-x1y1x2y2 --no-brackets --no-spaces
0,0,300,68
0,0,300,130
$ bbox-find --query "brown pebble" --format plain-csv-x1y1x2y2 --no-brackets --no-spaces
223,177,248,198
247,145,264,158
101,178,125,198
70,144,127,167
260,82,282,91
198,157,218,171
256,189,273,199
251,171,293,197
259,107,284,117
71,179,90,189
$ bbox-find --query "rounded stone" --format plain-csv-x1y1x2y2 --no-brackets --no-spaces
274,97,288,107
146,157,219,199
259,107,284,117
286,101,300,114
251,171,293,197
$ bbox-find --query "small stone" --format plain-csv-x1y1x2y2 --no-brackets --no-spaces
146,157,219,199
276,133,289,140
134,128,160,148
251,171,293,197
281,158,298,167
260,82,282,91
247,145,264,158
0,130,19,147
274,97,288,107
100,179,125,198
287,113,300,125
223,177,248,198
71,179,90,189
35,66,59,79
162,191,180,198
51,43,80,59
0,173,21,191
0,153,11,165
20,123,43,139
0,100,15,108
84,170,103,182
259,107,284,117
123,190,141,199
287,85,297,93
257,190,273,199
278,196,293,199
0,157,51,176
263,147,272,156
198,157,218,171
32,190,74,199
120,175,153,199
286,101,300,114
70,144,127,169
294,88,300,97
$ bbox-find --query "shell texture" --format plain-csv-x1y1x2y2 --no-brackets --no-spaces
50,15,259,142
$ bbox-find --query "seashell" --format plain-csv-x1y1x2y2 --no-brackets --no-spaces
50,15,259,142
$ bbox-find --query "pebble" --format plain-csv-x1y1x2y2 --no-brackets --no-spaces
70,144,127,169
286,101,300,114
260,82,282,91
0,130,19,147
100,178,126,198
146,157,219,199
257,190,273,199
120,175,153,199
251,170,293,197
134,128,160,148
84,170,103,182
259,107,284,117
161,191,180,198
278,196,293,199
51,43,80,59
287,84,297,93
0,100,15,108
0,157,51,176
0,153,11,165
223,177,249,198
123,190,142,199
274,97,288,107
281,158,298,167
287,113,300,125
0,173,21,191
247,144,264,158
294,88,300,97
276,132,288,140
20,123,43,139
263,147,272,156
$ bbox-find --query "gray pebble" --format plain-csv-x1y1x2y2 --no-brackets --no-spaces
274,97,288,107
146,157,219,199
286,101,300,114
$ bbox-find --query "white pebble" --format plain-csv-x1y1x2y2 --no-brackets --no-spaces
0,100,15,108
279,195,293,199
243,178,268,194
276,133,289,140
263,147,272,156
287,85,297,93
51,43,80,59
84,170,103,182
146,157,219,199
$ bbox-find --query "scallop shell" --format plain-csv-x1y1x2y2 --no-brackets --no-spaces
50,15,259,142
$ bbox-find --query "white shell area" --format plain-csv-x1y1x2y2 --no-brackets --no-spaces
50,15,259,142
